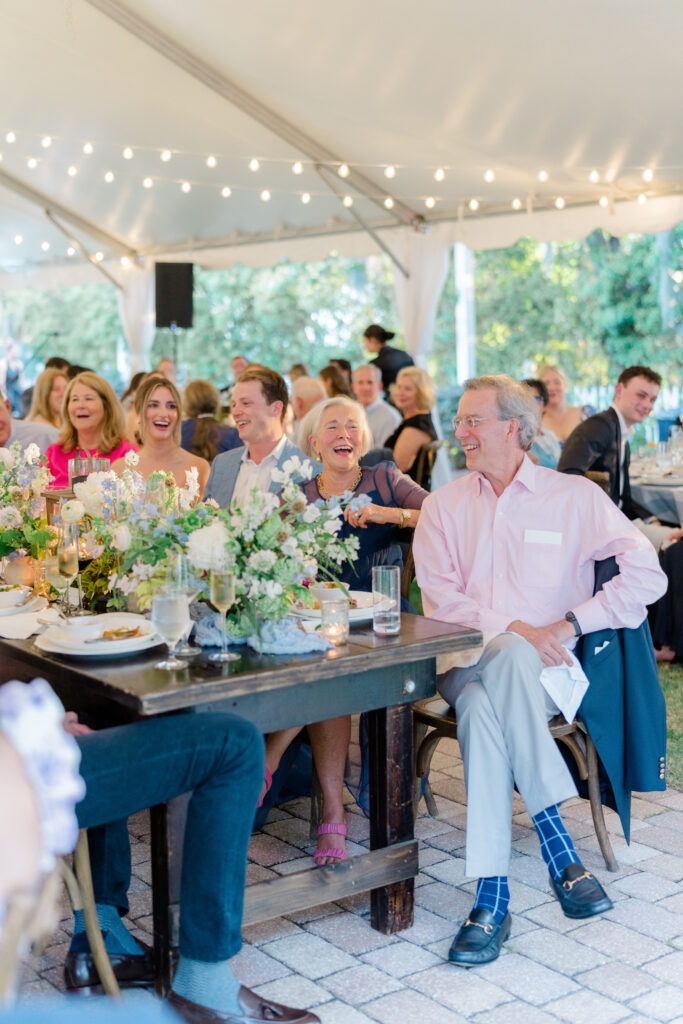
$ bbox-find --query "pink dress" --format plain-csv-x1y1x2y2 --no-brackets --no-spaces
45,439,138,488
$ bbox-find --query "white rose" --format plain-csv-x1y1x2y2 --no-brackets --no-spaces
0,447,16,470
0,505,22,528
263,579,283,599
24,443,40,466
61,499,85,524
111,524,132,552
124,449,140,467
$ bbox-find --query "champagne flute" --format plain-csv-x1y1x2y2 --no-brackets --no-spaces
208,569,239,663
57,525,79,617
151,590,191,670
166,552,200,657
45,539,69,614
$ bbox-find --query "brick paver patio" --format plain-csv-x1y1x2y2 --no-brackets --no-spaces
18,728,683,1022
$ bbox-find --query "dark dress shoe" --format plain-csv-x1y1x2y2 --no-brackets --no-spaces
448,907,511,967
167,986,321,1024
64,942,155,994
550,862,613,919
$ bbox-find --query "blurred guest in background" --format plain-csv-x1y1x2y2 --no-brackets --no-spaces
538,364,594,443
1,390,57,453
27,367,68,429
362,323,413,392
522,378,562,469
156,356,177,383
329,358,352,384
319,364,354,399
181,379,240,464
20,355,70,419
287,362,309,382
290,376,326,448
352,363,401,448
384,366,438,487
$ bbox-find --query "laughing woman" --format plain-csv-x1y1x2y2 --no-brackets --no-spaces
262,396,428,865
111,376,210,498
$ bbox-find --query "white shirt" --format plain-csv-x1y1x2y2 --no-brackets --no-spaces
9,418,58,454
610,403,634,502
231,434,288,508
364,398,401,448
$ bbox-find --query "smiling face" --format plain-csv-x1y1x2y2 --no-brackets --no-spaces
454,388,523,488
614,375,660,428
231,379,282,446
68,383,105,437
394,373,420,413
49,374,67,420
143,385,179,443
312,404,363,474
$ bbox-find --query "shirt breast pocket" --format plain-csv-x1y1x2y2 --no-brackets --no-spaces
521,539,564,588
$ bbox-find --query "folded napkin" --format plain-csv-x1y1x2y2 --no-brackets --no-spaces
0,599,53,640
193,605,331,654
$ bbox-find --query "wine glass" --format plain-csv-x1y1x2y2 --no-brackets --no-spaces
56,525,79,617
151,590,191,670
45,535,69,615
166,552,200,658
208,569,239,663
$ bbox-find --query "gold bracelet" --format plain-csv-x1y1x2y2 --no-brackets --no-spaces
398,508,412,529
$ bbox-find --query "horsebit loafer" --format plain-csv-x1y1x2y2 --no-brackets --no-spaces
551,862,613,919
448,907,511,967
64,945,155,994
167,986,321,1024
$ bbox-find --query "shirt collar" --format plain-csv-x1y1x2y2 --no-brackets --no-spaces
610,403,634,443
473,453,536,496
242,432,287,465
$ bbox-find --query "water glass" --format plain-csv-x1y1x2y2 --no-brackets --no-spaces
320,595,349,646
372,565,401,635
151,590,191,670
68,457,90,486
89,457,111,474
166,552,200,657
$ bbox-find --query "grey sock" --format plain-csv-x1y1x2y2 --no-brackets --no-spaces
71,904,145,956
172,956,242,1014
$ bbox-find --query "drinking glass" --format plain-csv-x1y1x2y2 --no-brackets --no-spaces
68,457,90,487
166,552,200,657
208,569,239,663
54,525,79,616
151,590,191,670
372,565,401,635
45,536,69,613
146,476,168,514
89,457,111,474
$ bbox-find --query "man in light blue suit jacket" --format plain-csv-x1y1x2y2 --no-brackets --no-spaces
205,366,318,507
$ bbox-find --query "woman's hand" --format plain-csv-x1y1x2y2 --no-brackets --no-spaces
344,502,395,529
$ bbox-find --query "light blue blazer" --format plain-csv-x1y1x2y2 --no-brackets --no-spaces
204,438,320,508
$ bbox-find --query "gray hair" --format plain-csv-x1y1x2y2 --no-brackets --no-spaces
352,363,382,384
464,374,541,451
291,376,326,404
299,396,372,458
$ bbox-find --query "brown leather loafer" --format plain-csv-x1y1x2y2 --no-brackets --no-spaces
64,943,155,995
167,986,321,1023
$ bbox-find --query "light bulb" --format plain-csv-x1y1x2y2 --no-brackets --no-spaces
434,167,445,182
5,131,16,143
249,158,260,171
384,165,396,179
120,256,130,266
221,186,232,198
41,135,52,148
384,196,394,209
181,181,191,193
67,246,75,256
589,169,599,183
599,195,609,207
143,177,153,188
555,196,565,209
83,142,93,155
292,161,303,174
67,165,77,176
123,147,133,159
14,234,22,245
301,192,311,204
538,169,548,182
41,241,50,251
160,149,172,162
104,171,114,182
95,251,104,262
425,196,436,209
512,198,522,210
206,155,217,168
468,198,479,211
343,195,353,207
638,193,647,205
484,169,495,183
27,157,37,169
260,189,271,201
338,163,350,178
642,167,654,182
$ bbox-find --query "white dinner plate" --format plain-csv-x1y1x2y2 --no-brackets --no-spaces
0,594,46,618
36,612,162,657
292,590,380,625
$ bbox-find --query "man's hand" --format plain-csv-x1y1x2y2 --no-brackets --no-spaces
507,619,574,667
62,712,94,737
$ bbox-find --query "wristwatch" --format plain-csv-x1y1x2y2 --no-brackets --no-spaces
398,508,412,529
565,611,582,637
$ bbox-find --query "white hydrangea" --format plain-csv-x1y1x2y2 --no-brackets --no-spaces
263,579,283,599
0,505,22,528
111,524,132,552
186,520,231,571
0,447,16,470
247,549,278,573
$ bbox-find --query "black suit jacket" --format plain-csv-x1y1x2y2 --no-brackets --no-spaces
558,408,652,520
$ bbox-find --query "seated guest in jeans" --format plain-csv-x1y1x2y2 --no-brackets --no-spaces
413,375,666,966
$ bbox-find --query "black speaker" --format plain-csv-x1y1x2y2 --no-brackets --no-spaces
155,262,193,329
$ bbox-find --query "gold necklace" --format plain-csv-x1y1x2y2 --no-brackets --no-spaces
317,466,362,500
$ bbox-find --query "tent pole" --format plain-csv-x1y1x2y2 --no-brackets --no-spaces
45,212,124,290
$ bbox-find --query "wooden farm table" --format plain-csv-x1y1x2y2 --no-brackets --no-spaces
0,615,481,992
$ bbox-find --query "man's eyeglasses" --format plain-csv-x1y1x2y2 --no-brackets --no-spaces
452,415,493,431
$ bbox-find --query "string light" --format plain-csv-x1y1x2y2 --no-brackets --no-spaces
27,158,37,169
468,198,479,211
484,169,495,183
292,161,303,174
343,195,353,207
599,195,609,207
83,142,93,155
94,251,104,262
67,165,77,176
384,197,394,209
14,234,22,245
41,241,50,251
260,189,271,201
5,131,16,143
121,256,130,266
301,192,311,204
41,135,52,148
104,171,114,182
221,186,232,198
0,153,3,162
181,181,191,193
160,150,172,162
434,168,445,182
67,246,75,256
338,164,350,178
384,165,396,179
642,167,654,182
589,169,599,183
122,147,133,159
512,198,522,210
555,196,565,209
425,196,436,209
206,155,217,168
638,193,647,205
143,177,153,188
249,158,260,171
538,169,548,182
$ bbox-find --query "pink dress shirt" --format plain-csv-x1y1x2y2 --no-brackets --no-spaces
413,456,667,642
45,439,138,489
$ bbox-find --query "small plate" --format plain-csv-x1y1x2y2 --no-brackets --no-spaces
0,594,46,618
292,590,378,625
36,612,162,658
0,585,31,609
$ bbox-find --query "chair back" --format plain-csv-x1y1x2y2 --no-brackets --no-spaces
585,470,611,495
413,440,443,490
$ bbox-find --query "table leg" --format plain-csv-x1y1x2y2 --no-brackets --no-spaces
150,795,187,996
368,703,415,933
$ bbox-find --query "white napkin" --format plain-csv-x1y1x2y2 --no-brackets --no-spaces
0,600,55,640
540,653,590,723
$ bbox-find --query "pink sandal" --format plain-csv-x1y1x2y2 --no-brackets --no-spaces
313,823,348,866
258,768,273,808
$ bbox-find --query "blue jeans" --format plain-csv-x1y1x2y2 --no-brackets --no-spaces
76,712,264,961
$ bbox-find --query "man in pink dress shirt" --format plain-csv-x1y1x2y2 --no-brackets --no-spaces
413,375,666,967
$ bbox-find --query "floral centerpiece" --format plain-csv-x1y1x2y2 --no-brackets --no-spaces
75,452,360,634
0,442,53,561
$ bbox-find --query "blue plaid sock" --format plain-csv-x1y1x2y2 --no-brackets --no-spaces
473,876,510,924
532,804,578,881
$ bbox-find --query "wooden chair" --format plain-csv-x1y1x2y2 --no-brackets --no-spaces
413,695,618,872
413,440,443,491
586,470,611,495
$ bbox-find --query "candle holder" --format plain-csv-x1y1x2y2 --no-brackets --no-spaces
320,596,349,646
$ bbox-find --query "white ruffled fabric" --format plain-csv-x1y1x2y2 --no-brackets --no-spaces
193,605,331,654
